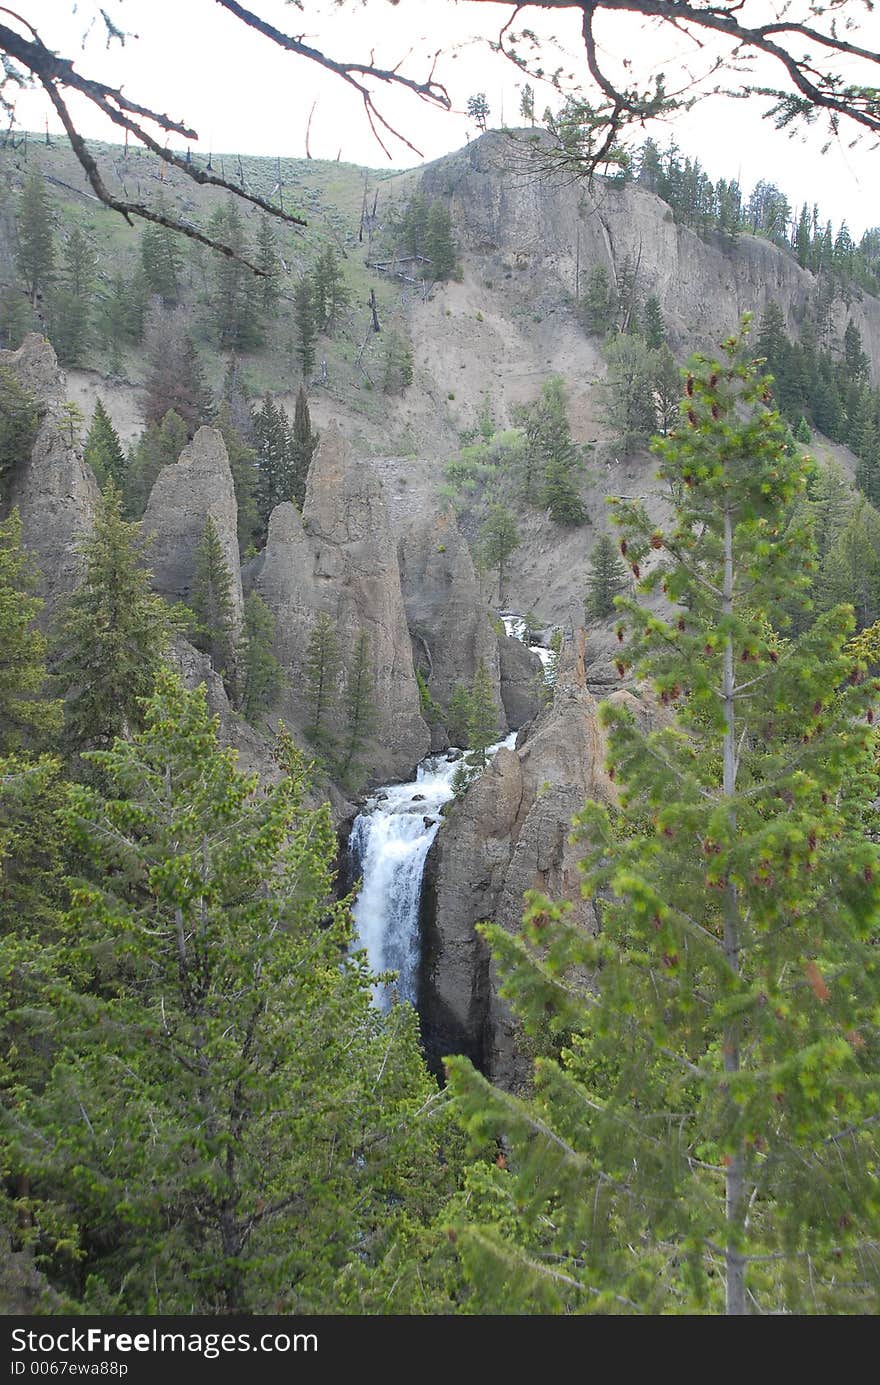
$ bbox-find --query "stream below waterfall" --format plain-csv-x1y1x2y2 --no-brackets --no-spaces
349,615,554,1009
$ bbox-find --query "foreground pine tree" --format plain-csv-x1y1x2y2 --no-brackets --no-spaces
8,674,455,1312
192,516,238,698
448,323,880,1314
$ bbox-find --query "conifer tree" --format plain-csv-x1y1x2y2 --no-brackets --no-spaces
192,516,238,698
290,386,318,510
55,481,177,756
580,264,615,335
207,200,260,351
380,328,414,394
602,333,658,454
643,295,667,349
139,214,182,306
0,285,34,350
304,610,341,748
0,367,40,504
83,398,125,490
143,306,211,433
519,83,535,125
339,630,375,789
466,92,490,131
238,591,283,726
425,201,457,280
125,409,188,517
448,323,880,1316
98,266,147,370
401,192,429,257
215,401,260,554
9,673,451,1312
253,393,293,529
15,170,55,307
445,683,472,748
49,226,96,366
480,503,520,597
255,214,280,314
0,509,62,749
312,247,348,333
294,277,317,379
451,662,499,795
652,343,681,436
585,532,628,618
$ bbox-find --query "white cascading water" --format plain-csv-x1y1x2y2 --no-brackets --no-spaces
350,615,554,1009
350,735,516,1009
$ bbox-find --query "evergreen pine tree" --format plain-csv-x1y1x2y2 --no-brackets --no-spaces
255,214,281,314
304,610,341,748
451,662,499,794
652,343,681,436
238,591,283,726
339,630,375,789
207,200,261,351
49,226,95,366
0,509,62,749
253,393,293,529
215,401,260,554
143,306,211,433
519,83,535,125
294,277,318,379
585,533,628,618
380,328,415,394
425,201,457,280
83,398,125,490
447,322,880,1316
0,367,40,504
312,246,348,333
580,264,615,335
401,192,429,258
480,503,520,597
125,409,189,517
139,213,182,306
602,333,658,454
10,673,452,1312
55,481,178,756
445,683,472,748
15,170,55,307
290,386,318,510
0,285,34,349
192,516,238,698
643,295,667,349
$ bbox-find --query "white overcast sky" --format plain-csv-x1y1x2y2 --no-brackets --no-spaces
11,0,880,235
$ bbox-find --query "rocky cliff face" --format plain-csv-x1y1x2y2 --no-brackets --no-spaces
246,425,430,782
423,132,880,379
398,510,504,723
420,630,626,1086
2,334,98,610
142,426,244,633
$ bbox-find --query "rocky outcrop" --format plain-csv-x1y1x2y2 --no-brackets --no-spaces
423,132,880,382
142,426,244,632
498,632,544,729
246,425,430,781
399,511,504,725
2,334,99,610
420,629,617,1087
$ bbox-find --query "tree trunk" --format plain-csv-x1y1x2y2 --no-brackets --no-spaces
721,500,747,1315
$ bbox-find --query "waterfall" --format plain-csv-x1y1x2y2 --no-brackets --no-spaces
350,613,553,1009
350,737,515,1009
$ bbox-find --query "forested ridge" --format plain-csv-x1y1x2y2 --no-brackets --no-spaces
1,123,879,1316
